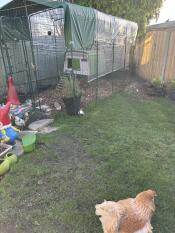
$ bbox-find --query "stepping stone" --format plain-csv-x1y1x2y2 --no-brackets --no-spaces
39,126,58,134
12,140,24,156
28,119,54,131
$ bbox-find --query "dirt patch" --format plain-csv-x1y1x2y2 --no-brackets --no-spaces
36,71,173,114
37,71,140,112
39,134,93,166
39,86,64,112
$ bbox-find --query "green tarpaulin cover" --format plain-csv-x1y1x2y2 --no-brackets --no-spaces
29,1,96,50
63,3,96,50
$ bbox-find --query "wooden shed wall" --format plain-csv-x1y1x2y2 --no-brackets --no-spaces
135,28,175,82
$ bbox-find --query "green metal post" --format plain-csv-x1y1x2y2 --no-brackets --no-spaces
95,40,99,104
24,0,40,108
112,39,115,94
53,20,60,83
21,40,35,101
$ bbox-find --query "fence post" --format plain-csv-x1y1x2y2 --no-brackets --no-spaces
24,0,40,108
161,30,171,82
124,28,128,70
112,39,115,93
21,40,35,101
53,21,60,83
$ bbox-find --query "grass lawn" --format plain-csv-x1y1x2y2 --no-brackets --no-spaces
0,93,175,233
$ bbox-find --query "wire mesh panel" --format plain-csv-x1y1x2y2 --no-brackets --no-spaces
0,48,7,97
29,8,65,89
0,0,67,102
63,5,138,82
0,1,138,107
0,15,36,99
113,38,126,71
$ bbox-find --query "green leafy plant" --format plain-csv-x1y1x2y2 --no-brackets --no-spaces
151,78,165,88
166,80,175,90
63,76,82,98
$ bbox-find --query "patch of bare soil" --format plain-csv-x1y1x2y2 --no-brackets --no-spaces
37,71,168,113
39,86,64,111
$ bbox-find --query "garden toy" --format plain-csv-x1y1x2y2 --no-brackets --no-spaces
0,102,20,145
6,76,21,105
0,124,10,143
10,100,33,128
6,76,28,128
0,102,11,125
5,152,18,165
0,159,10,175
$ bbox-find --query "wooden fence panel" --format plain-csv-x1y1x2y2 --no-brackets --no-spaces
164,31,175,81
135,29,175,82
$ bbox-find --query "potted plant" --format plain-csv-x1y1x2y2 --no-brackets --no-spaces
62,75,82,116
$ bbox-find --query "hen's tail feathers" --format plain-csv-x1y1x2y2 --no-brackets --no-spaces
147,222,153,233
95,201,123,233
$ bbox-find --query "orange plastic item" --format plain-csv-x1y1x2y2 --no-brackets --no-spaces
6,76,21,105
0,102,11,125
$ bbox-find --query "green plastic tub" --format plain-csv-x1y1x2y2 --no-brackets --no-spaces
0,159,10,176
22,134,36,153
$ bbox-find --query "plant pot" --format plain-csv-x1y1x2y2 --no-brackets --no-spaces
22,134,36,153
0,159,10,176
63,95,81,116
5,153,18,165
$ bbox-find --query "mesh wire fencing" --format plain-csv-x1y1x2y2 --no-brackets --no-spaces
29,8,65,89
0,1,137,109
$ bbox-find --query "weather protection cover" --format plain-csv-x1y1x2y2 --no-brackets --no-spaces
28,1,96,50
29,1,137,50
63,3,96,50
95,10,138,43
